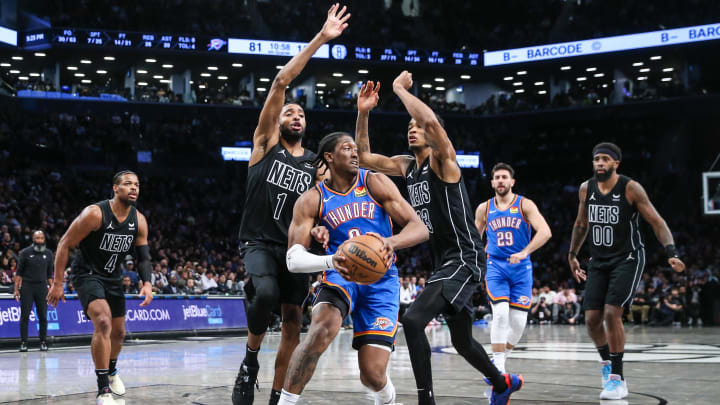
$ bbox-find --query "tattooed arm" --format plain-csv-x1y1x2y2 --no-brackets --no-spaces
568,181,589,283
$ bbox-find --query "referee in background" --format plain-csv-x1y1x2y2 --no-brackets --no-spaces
14,231,54,352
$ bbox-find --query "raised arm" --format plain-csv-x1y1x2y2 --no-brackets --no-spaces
367,172,429,250
47,205,103,307
568,182,589,283
135,212,153,306
474,201,488,235
355,81,414,176
392,71,460,183
626,180,685,272
509,198,552,264
250,4,351,165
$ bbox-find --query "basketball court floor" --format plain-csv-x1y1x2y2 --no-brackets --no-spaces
1,324,717,404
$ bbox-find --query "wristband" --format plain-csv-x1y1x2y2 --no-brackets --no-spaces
665,244,679,259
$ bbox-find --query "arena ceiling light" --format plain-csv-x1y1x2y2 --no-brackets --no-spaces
576,77,587,81
207,66,218,71
259,77,270,82
517,71,527,75
18,76,28,80
200,73,211,77
316,90,324,94
663,67,674,72
632,62,644,66
138,81,148,86
74,73,85,77
34,52,46,57
650,55,662,60
534,81,544,86
538,90,547,94
340,80,351,84
104,56,115,61
503,76,513,80
160,79,171,83
515,89,525,93
145,58,157,63
276,65,284,69
137,69,148,74
218,75,228,80
460,75,471,79
512,82,523,86
232,63,243,67
435,86,445,91
198,84,206,89
602,84,609,88
434,78,444,82
8,69,19,74
153,75,163,79
0,63,10,67
11,56,22,60
560,66,571,70
586,67,597,72
97,70,107,74
67,66,78,70
637,76,648,80
594,73,605,78
332,72,343,77
661,77,672,82
316,83,327,87
421,83,432,88
81,59,92,64
358,69,369,74
162,64,173,68
256,87,267,91
29,72,40,77
639,68,650,72
81,79,91,83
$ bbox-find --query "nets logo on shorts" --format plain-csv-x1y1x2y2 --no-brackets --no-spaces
354,186,367,197
371,317,393,330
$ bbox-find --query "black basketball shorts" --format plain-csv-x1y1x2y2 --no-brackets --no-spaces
583,249,646,311
427,262,481,315
241,241,309,307
73,275,126,318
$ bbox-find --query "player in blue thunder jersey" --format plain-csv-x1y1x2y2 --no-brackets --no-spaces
475,163,551,376
281,132,428,405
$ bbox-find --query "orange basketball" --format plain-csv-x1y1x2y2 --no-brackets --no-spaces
338,234,388,285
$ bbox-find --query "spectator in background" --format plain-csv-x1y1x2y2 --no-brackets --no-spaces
650,288,684,326
530,296,552,324
552,288,577,323
558,300,582,325
629,286,651,325
201,270,218,293
121,276,138,295
400,278,414,319
184,278,202,295
409,276,417,300
122,256,139,285
416,277,426,295
162,275,182,295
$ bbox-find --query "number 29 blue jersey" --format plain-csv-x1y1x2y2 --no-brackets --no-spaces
485,195,532,259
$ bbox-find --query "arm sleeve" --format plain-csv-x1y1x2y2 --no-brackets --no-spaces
286,244,334,274
137,245,152,283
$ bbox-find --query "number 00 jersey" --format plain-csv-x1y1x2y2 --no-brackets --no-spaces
485,195,532,259
584,175,643,262
239,143,318,246
71,200,138,282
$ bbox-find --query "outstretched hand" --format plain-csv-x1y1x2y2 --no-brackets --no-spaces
320,3,351,41
357,81,381,113
393,70,413,91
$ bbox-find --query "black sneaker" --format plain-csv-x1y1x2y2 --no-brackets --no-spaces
40,341,48,351
232,362,259,405
19,341,28,352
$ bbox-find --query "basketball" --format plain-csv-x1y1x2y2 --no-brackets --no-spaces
338,234,388,285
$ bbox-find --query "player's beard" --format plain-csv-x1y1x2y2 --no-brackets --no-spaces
494,186,510,197
280,125,304,142
594,166,615,182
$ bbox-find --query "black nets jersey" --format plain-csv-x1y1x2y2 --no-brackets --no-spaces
584,175,644,263
405,157,484,281
71,200,138,282
239,143,318,246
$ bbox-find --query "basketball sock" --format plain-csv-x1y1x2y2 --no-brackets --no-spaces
492,352,506,373
505,347,513,358
596,344,611,361
96,368,110,392
269,389,282,405
417,388,436,405
277,389,300,405
609,352,624,379
245,344,260,367
109,359,118,376
374,375,396,404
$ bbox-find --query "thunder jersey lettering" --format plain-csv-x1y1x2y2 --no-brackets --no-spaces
239,143,317,245
71,200,137,282
485,195,532,258
405,157,483,279
584,175,643,262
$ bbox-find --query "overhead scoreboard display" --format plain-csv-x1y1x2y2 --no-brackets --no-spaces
0,25,16,46
484,22,720,66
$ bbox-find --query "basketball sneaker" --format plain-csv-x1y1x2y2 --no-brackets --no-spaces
600,374,628,400
40,341,48,351
109,371,126,396
96,387,118,405
600,360,611,387
19,341,28,352
489,373,523,405
232,362,259,405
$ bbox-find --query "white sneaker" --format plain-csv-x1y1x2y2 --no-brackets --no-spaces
599,374,628,400
109,372,126,396
600,360,611,387
96,393,118,405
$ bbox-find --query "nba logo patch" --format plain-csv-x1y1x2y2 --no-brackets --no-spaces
354,186,367,197
372,317,393,330
510,207,519,214
518,296,530,305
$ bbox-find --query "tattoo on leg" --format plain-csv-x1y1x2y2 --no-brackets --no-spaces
286,342,322,391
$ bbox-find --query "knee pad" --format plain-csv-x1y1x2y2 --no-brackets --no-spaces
507,309,528,346
246,276,281,335
490,301,510,344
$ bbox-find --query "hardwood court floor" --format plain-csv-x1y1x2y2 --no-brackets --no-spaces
1,323,717,404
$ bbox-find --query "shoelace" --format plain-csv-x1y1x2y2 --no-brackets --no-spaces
605,379,622,391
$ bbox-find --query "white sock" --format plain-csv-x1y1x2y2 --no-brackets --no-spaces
505,347,513,358
278,389,300,405
374,375,396,404
493,352,506,374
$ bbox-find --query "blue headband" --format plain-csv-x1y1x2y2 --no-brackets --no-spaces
593,147,620,161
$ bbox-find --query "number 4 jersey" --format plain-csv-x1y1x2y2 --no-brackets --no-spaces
239,143,318,246
584,175,641,263
71,200,138,282
485,195,532,259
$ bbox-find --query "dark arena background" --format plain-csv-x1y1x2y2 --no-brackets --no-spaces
1,1,720,404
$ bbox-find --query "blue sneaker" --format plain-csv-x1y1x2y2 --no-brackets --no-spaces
599,374,628,400
600,360,611,387
490,373,523,405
